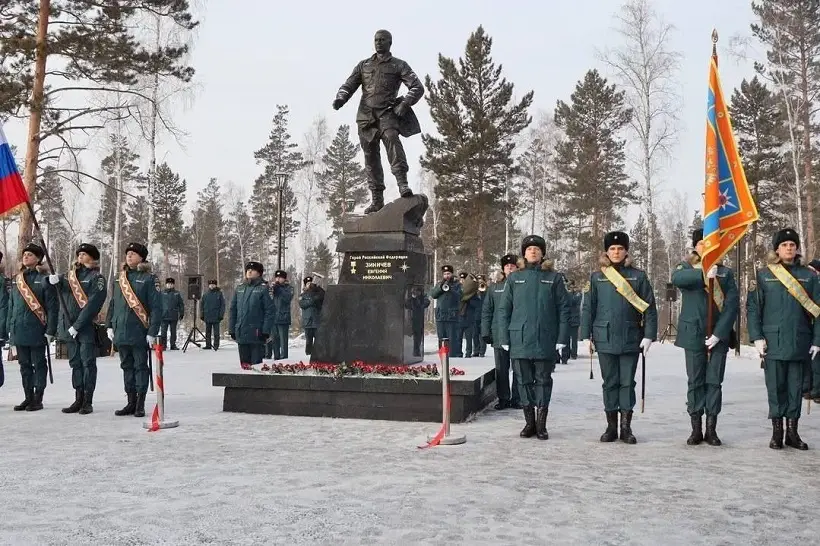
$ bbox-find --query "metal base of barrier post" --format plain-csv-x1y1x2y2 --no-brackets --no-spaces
143,420,179,430
429,433,466,445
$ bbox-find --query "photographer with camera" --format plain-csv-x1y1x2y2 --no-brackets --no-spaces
429,264,462,355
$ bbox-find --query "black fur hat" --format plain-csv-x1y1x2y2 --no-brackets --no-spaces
603,231,629,251
520,235,546,256
500,254,517,268
772,228,800,250
245,261,264,275
125,242,148,261
76,243,100,261
692,229,703,248
22,242,44,262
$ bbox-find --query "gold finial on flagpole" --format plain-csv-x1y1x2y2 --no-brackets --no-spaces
711,28,718,61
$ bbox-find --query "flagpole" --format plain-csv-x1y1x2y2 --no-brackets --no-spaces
706,29,719,355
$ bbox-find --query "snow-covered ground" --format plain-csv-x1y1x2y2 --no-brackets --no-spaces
1,336,819,545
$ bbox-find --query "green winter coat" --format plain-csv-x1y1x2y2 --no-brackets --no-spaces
107,262,163,347
271,282,293,325
0,276,9,342
480,278,508,349
229,278,275,344
430,279,461,322
747,258,820,360
298,285,325,329
580,257,658,354
200,288,225,323
498,260,570,360
671,258,738,351
56,263,107,344
7,266,58,347
161,288,185,322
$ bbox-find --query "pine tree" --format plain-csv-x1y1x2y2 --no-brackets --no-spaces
34,167,71,269
306,241,335,282
225,199,257,281
421,26,534,270
751,0,820,256
317,125,368,238
553,69,635,265
251,105,305,265
152,162,187,275
187,178,227,284
729,76,789,259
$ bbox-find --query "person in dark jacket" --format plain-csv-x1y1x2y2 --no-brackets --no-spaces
747,228,820,450
160,277,185,350
474,275,488,357
671,229,739,446
580,231,658,444
481,254,521,410
457,272,480,358
106,242,162,418
7,243,58,412
430,265,462,355
298,276,325,355
269,270,294,360
0,251,8,392
804,259,820,404
48,243,107,415
405,285,430,357
499,236,570,440
560,282,582,364
229,261,275,368
200,279,225,350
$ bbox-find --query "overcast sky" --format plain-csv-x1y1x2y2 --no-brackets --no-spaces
4,0,759,236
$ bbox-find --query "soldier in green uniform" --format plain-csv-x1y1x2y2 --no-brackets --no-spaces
747,228,820,450
229,261,275,368
560,282,582,364
481,254,521,410
580,231,658,444
8,243,58,411
474,275,488,357
269,270,293,361
430,265,462,355
671,229,738,445
499,235,570,440
200,279,225,350
107,242,162,418
159,278,185,350
298,276,325,355
48,243,107,415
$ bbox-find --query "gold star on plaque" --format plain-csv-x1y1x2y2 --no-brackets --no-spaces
350,260,357,274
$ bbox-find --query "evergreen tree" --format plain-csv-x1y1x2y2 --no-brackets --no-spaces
34,167,71,269
251,105,305,264
225,199,257,282
317,125,368,238
729,76,789,260
421,26,534,270
152,162,187,274
553,69,635,266
305,241,335,282
187,178,227,284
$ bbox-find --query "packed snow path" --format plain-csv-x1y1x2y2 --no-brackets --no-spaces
0,338,818,545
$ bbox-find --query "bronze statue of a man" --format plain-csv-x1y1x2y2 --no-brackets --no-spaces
333,29,424,214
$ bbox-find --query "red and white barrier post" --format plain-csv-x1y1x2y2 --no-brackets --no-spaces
421,338,466,448
144,343,179,431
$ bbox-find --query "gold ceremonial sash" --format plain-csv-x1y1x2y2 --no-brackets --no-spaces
767,264,820,318
600,266,649,313
15,273,46,325
694,263,724,311
68,267,88,308
118,270,150,328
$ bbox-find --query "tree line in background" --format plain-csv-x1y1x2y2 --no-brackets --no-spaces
0,0,818,338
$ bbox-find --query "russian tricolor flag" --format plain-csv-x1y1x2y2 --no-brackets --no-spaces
0,122,30,215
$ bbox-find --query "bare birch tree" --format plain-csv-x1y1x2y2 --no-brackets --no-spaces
600,0,681,286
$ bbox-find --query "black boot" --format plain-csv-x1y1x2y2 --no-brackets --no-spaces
134,392,147,418
114,393,137,416
363,190,384,214
78,391,94,415
785,418,808,450
62,389,84,414
687,413,704,445
520,406,536,438
535,407,549,440
600,411,619,442
26,388,44,411
619,410,637,444
13,388,34,411
493,399,510,410
769,418,784,449
704,415,721,446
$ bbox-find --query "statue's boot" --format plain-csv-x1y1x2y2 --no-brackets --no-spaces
364,189,384,214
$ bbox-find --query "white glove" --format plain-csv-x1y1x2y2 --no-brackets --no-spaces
501,344,509,352
639,338,652,355
705,335,720,350
810,345,820,359
584,339,595,354
45,334,54,343
68,326,78,338
146,335,156,346
754,339,767,357
556,343,566,352
107,328,114,341
48,274,59,285
706,265,718,279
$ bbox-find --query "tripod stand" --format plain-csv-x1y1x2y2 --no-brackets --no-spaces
182,297,207,353
659,282,677,343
